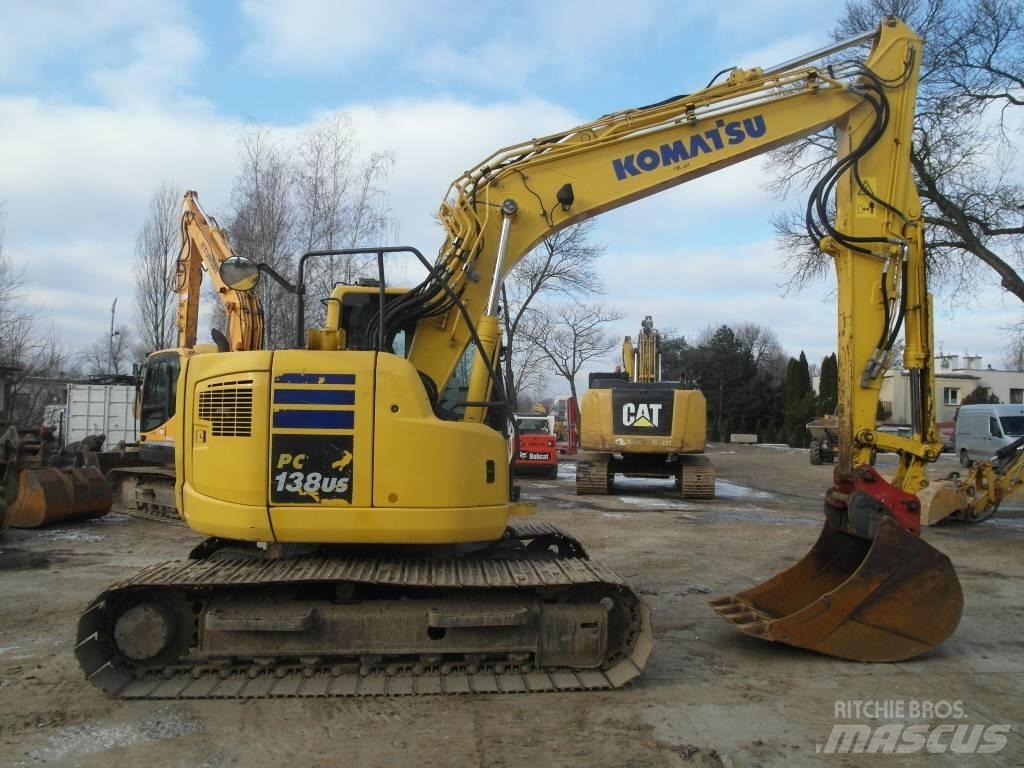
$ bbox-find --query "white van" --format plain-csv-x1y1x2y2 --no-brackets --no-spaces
954,404,1024,466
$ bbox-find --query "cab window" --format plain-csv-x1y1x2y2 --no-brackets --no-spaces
437,344,475,419
139,352,180,433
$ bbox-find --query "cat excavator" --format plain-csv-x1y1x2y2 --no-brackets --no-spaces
77,18,965,698
577,315,714,497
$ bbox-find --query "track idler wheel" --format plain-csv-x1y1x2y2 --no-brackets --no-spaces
6,467,112,528
710,518,963,661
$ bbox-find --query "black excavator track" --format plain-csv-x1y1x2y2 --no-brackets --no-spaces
75,520,652,697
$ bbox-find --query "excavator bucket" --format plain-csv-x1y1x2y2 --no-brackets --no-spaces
710,518,963,662
917,483,972,526
6,467,112,528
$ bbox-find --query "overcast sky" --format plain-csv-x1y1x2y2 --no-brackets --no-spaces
1,0,1020,390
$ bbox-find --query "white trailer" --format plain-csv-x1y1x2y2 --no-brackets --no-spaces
61,384,138,447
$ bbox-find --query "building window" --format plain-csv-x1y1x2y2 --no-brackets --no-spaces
1011,389,1024,405
943,387,960,406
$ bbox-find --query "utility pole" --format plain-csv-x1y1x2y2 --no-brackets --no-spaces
108,298,119,375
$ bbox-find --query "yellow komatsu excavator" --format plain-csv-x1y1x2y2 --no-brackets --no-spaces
76,18,964,698
577,315,714,497
103,190,265,524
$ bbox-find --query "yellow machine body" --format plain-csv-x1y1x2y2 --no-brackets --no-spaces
579,387,706,455
577,317,714,497
176,350,513,545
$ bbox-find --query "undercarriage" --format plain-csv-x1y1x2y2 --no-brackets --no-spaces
75,520,652,697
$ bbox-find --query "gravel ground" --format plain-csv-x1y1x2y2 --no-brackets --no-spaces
1,445,1021,767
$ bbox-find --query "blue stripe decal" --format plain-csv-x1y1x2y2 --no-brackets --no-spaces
274,373,356,385
273,410,354,429
273,389,355,405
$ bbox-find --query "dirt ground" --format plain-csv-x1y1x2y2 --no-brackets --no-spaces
1,445,1021,767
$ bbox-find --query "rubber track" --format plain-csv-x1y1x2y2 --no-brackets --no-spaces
575,456,610,495
75,522,652,698
680,460,716,500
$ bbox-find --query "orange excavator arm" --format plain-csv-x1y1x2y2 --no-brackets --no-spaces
176,191,264,352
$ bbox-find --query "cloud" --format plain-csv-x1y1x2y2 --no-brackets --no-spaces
238,0,679,90
88,21,205,107
0,93,581,348
341,97,582,247
238,0,429,73
4,84,1015,368
0,1,203,107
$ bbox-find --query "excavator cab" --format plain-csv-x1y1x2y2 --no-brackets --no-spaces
137,349,182,463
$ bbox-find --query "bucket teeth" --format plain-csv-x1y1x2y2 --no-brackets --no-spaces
710,519,963,661
708,598,771,636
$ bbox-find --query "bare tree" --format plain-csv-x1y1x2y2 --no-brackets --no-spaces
226,124,297,349
10,333,77,427
0,211,87,427
1003,335,1024,370
293,115,395,326
768,0,1024,303
133,182,181,355
78,325,137,376
0,209,30,370
734,322,788,384
223,118,395,347
0,210,37,422
501,221,606,406
506,338,550,409
519,302,625,403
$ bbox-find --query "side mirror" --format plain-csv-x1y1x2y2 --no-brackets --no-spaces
220,256,261,291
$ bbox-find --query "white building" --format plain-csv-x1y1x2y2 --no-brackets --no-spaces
879,355,1024,424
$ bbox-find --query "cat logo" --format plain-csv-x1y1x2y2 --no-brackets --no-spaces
622,402,663,428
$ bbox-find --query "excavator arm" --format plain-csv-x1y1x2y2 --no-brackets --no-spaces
404,19,938,478
391,18,962,660
620,317,659,383
176,191,264,352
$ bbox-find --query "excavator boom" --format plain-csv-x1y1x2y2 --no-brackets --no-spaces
176,190,264,352
397,17,960,661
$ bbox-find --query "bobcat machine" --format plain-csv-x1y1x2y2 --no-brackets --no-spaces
77,19,967,699
576,316,714,498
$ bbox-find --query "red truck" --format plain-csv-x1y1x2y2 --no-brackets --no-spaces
513,414,559,479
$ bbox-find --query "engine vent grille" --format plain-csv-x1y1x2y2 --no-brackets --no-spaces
198,380,253,437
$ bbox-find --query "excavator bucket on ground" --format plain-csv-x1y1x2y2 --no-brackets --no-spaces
6,467,111,528
710,518,962,662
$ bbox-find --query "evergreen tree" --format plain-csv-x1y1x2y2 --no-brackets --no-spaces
961,386,1000,405
798,351,812,397
783,351,817,446
818,353,838,415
